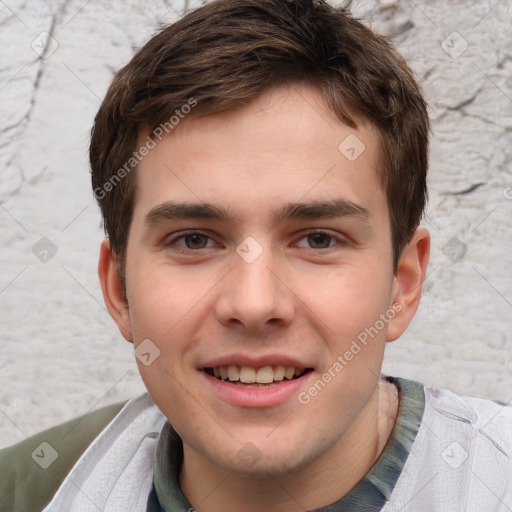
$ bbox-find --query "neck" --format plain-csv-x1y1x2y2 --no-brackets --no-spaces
180,379,399,512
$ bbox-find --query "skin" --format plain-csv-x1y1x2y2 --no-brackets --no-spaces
99,83,430,511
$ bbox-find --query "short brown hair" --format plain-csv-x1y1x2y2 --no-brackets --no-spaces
90,0,429,280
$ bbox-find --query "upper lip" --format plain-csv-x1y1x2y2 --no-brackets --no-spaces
201,354,312,369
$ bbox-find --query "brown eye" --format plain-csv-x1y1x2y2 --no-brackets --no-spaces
307,232,332,249
165,231,215,252
183,233,209,249
294,230,349,251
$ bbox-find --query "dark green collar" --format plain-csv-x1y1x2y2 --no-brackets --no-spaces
150,376,425,512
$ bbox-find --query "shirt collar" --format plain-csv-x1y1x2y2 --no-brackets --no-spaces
150,376,425,512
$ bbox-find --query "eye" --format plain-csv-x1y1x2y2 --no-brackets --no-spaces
165,231,216,251
295,230,347,250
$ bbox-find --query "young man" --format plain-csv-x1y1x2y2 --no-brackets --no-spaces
1,0,511,510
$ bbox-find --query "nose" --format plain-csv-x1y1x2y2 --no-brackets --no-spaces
214,240,295,333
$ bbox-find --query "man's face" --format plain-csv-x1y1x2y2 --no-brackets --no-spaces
123,84,399,476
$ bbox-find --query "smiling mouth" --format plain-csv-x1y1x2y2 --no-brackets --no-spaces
204,365,313,387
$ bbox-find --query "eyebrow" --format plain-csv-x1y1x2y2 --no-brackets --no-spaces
144,198,370,227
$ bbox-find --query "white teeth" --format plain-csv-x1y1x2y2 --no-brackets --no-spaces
273,365,286,381
285,366,295,380
255,366,274,384
239,366,256,383
211,365,306,384
227,365,239,381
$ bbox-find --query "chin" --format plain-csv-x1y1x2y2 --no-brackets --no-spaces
228,452,311,479
212,434,331,479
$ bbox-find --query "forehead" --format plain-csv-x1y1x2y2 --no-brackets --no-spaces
132,83,386,226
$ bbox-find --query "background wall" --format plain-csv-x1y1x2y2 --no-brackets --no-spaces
1,0,511,449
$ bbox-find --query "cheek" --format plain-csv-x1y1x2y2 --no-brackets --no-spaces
126,263,201,339
302,264,393,339
126,264,213,390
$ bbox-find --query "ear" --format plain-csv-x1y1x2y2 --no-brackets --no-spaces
98,238,133,343
386,227,430,342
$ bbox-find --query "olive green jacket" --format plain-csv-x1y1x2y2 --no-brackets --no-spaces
0,402,126,512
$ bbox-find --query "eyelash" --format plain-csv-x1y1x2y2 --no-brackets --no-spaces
164,230,349,253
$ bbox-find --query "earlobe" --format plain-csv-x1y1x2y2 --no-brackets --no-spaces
386,228,430,342
98,239,134,343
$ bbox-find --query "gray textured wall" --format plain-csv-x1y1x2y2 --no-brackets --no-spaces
1,0,511,449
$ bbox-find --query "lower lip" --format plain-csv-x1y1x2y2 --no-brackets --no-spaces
201,371,313,408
